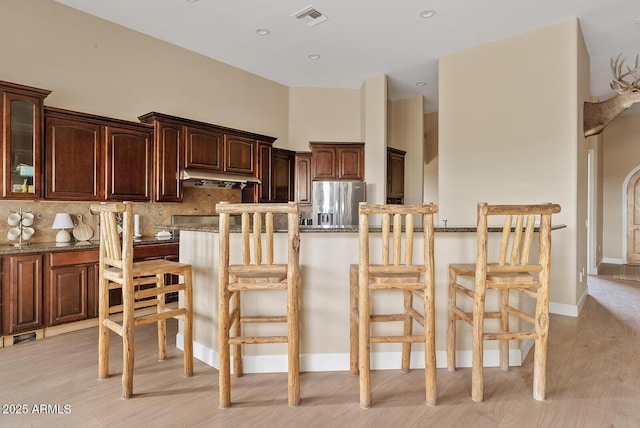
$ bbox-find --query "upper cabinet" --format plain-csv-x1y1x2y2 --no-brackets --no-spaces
45,108,103,200
184,124,223,171
140,112,276,203
271,148,295,202
386,146,406,204
104,124,152,201
294,152,312,206
45,107,152,202
0,81,51,199
310,142,364,181
148,117,184,203
224,134,255,175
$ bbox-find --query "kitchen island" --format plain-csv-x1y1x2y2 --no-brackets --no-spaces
163,223,568,374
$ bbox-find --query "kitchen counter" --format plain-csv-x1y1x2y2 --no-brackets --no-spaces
0,236,178,255
159,223,566,234
173,223,567,376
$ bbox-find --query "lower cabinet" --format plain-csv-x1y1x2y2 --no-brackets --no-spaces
0,243,179,336
45,250,99,326
2,254,44,335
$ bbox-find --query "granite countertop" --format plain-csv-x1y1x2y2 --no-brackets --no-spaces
0,236,179,255
158,223,567,234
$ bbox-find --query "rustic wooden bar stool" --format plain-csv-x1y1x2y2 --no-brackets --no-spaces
91,202,194,399
447,202,561,402
216,201,300,408
350,202,438,408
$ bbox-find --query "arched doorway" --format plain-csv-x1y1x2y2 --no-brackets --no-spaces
626,167,640,264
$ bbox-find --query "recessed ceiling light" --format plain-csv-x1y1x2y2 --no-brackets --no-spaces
308,54,320,60
256,28,270,36
419,10,436,18
416,82,426,86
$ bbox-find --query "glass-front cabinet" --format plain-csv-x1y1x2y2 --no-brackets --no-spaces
0,81,51,199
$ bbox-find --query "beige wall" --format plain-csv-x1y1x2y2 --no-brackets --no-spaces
424,112,439,208
2,1,289,143
439,19,582,309
361,75,388,204
288,87,362,151
601,113,640,261
575,22,591,302
388,96,424,205
0,0,392,241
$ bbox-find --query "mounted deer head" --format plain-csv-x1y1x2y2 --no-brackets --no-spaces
584,54,640,137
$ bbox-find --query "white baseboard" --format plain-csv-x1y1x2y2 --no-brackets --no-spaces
600,257,622,265
178,334,531,373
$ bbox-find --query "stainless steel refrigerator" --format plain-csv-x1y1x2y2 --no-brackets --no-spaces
312,181,366,226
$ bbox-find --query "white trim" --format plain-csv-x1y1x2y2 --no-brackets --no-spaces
600,257,623,265
179,336,531,372
549,301,578,317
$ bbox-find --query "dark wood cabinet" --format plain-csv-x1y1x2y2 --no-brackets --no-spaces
272,148,295,202
184,124,224,171
44,107,152,202
45,250,99,326
255,141,272,202
386,147,406,204
45,109,103,200
140,112,276,204
244,144,295,203
0,81,50,200
311,145,336,179
152,118,184,202
2,254,43,335
294,152,312,205
105,124,152,201
224,134,255,175
310,142,365,181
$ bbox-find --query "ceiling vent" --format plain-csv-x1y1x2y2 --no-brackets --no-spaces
291,5,328,27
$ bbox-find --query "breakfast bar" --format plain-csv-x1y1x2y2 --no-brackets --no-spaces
163,222,566,373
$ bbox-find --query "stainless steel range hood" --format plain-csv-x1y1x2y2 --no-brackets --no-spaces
180,168,260,189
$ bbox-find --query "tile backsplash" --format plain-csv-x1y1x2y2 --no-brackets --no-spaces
0,187,241,244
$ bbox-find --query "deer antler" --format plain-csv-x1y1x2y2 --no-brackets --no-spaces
584,54,640,137
610,54,640,90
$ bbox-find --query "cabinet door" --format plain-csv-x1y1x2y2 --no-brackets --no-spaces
337,146,364,180
257,141,272,202
45,116,103,200
387,148,405,203
105,125,152,201
311,146,336,179
46,265,88,326
295,152,312,205
185,125,223,171
154,120,183,202
224,134,255,175
272,148,294,202
2,92,45,199
87,263,99,318
2,254,43,334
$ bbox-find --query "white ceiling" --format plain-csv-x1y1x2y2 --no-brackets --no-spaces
54,0,640,113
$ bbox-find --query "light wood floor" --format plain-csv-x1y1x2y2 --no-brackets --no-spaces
1,273,639,428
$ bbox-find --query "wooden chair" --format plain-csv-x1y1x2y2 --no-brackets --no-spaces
91,202,194,399
216,201,300,408
447,202,561,402
350,202,438,408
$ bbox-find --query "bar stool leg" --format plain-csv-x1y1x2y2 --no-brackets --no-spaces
183,270,194,377
401,289,413,373
349,266,359,375
157,274,167,361
288,274,300,406
358,274,371,409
